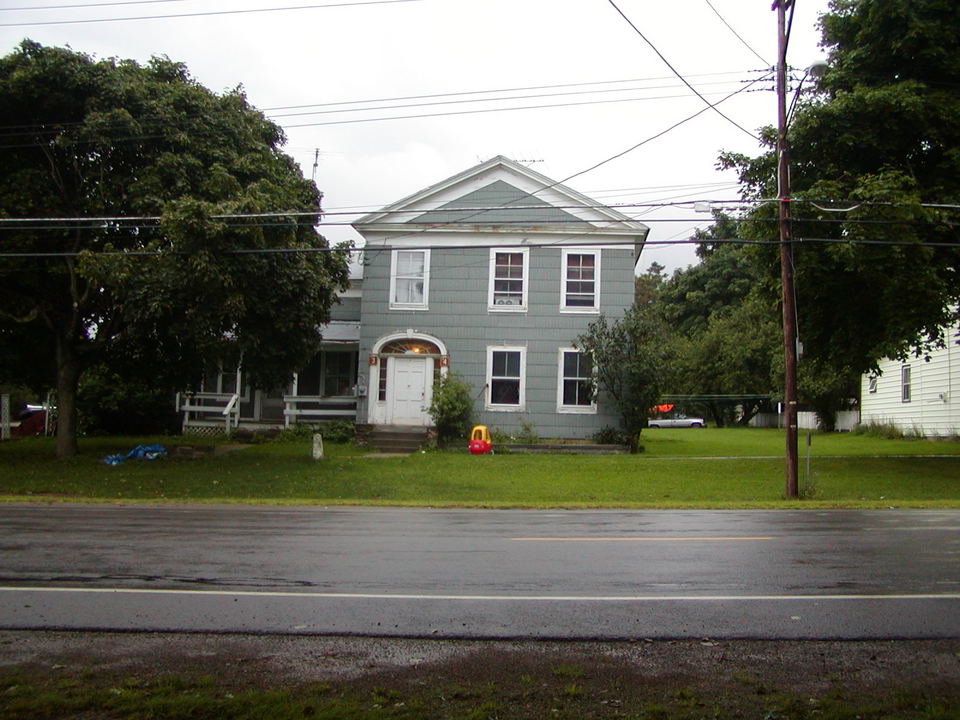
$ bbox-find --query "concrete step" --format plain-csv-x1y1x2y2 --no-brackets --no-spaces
368,426,429,454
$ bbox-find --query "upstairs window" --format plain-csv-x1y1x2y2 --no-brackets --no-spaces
390,249,430,309
557,349,596,412
489,249,528,310
561,249,600,312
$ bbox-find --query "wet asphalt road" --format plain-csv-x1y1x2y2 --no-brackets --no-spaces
1,505,958,639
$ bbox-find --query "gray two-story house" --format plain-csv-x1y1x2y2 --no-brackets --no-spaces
178,156,647,438
353,155,648,439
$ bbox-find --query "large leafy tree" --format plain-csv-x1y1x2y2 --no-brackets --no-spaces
575,306,667,453
0,42,349,456
721,0,960,421
654,218,780,426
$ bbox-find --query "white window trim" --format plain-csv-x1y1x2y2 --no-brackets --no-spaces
556,347,597,414
487,247,529,312
485,345,526,412
559,247,601,313
901,364,911,403
389,248,430,311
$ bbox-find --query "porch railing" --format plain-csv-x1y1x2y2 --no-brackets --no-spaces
176,391,241,434
282,395,357,427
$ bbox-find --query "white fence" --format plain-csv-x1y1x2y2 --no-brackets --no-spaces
750,410,860,431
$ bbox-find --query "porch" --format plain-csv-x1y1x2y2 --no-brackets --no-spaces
177,342,360,435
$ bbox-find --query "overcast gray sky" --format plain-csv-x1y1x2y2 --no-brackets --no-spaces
0,0,831,272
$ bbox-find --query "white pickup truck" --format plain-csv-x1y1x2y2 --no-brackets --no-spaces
647,415,705,428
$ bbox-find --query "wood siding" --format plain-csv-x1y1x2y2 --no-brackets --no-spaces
358,243,636,438
860,322,959,436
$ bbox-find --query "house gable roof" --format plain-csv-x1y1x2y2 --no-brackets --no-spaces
352,155,648,238
407,179,588,226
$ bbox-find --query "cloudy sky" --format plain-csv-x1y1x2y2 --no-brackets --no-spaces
1,0,832,272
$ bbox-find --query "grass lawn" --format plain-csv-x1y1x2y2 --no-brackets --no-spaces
1,428,958,508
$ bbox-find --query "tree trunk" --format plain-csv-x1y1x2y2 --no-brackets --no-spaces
55,337,80,458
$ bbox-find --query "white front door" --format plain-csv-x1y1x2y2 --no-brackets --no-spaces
387,357,433,425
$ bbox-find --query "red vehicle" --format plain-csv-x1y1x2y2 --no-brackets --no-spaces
12,405,49,437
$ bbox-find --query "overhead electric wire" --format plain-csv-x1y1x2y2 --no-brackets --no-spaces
282,88,759,129
703,0,770,66
269,78,752,120
260,70,761,114
554,72,770,189
0,80,771,149
3,197,958,228
0,0,419,27
4,235,959,260
0,0,182,10
0,69,767,137
604,0,760,141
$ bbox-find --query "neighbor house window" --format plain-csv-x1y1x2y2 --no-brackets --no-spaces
557,348,596,413
901,365,911,403
390,249,430,309
561,248,600,311
488,248,528,310
486,347,525,410
867,375,878,394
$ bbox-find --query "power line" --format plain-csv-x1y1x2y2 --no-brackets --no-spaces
269,78,752,121
0,84,771,149
260,70,762,113
3,235,958,260
2,197,957,226
703,0,770,66
0,0,182,10
0,0,420,27
604,0,760,141
0,69,768,137
282,88,762,129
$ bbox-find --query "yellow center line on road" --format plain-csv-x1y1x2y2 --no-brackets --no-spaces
510,536,774,542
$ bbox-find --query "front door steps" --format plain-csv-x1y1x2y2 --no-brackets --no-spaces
366,425,430,454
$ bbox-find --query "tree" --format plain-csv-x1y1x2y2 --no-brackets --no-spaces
720,0,960,423
0,42,349,456
654,216,780,426
575,306,666,453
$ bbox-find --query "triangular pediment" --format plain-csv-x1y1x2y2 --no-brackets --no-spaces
408,180,587,226
352,155,649,236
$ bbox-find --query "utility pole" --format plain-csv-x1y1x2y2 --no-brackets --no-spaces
776,0,799,498
311,148,320,182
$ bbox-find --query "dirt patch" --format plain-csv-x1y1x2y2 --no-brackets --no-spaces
2,631,958,718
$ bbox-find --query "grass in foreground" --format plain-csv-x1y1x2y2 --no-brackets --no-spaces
1,429,957,508
3,646,959,720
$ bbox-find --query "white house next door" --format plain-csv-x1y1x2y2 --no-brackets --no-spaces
387,356,433,425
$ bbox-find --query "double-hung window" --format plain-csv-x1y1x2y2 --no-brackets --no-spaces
901,365,912,403
488,248,528,310
561,248,600,312
557,348,596,413
486,347,525,410
390,249,429,310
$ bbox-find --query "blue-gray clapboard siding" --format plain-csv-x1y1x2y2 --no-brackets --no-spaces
358,245,635,438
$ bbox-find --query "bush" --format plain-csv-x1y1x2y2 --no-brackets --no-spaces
428,373,474,445
272,420,355,444
516,418,540,444
593,426,628,445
